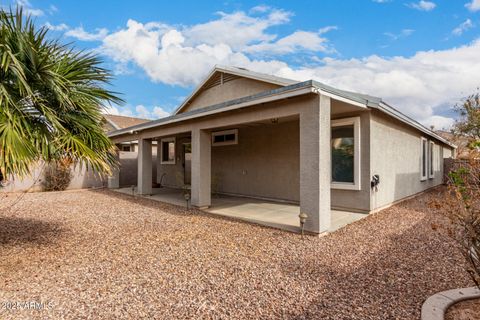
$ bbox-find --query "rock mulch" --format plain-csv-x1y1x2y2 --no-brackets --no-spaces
446,298,480,320
0,188,473,319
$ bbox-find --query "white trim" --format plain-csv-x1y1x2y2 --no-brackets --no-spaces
331,117,361,191
429,141,435,179
160,137,176,165
211,129,238,146
313,88,367,109
420,137,428,181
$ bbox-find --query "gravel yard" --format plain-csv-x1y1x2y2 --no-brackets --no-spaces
0,188,473,319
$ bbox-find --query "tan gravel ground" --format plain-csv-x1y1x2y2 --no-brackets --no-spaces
445,298,480,320
0,188,473,319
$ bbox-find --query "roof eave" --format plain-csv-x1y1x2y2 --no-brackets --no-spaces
375,102,457,148
109,81,317,138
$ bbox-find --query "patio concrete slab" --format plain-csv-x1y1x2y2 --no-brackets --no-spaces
113,187,367,233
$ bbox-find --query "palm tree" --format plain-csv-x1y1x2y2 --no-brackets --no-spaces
0,8,123,179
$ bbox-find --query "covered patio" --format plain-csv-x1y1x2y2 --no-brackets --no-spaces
107,67,374,234
113,187,367,233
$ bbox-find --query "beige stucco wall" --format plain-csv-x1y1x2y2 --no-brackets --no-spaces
156,121,300,202
156,135,191,188
181,77,281,113
211,120,300,201
369,110,450,210
1,163,106,193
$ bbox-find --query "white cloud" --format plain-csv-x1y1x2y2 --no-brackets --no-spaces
407,1,436,11
465,0,480,12
184,9,291,50
103,104,170,119
98,7,480,128
153,106,170,118
423,115,455,130
384,29,415,41
48,4,58,15
100,8,335,86
65,26,108,41
275,40,480,128
452,19,474,36
16,0,44,16
45,22,69,31
372,0,391,2
249,5,270,13
245,29,336,55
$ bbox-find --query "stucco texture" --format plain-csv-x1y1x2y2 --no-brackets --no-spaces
369,110,450,210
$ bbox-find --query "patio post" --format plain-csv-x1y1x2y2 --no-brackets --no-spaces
299,94,331,233
191,128,211,208
137,138,153,195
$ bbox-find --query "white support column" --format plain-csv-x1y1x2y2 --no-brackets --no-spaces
137,138,152,195
107,150,120,189
191,128,211,208
300,94,331,233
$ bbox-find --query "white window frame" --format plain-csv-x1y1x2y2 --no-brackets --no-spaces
420,137,428,181
160,137,176,165
331,117,361,191
429,141,435,179
212,129,238,146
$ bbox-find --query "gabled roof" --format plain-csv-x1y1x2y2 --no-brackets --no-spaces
173,65,297,115
103,114,151,130
108,66,455,148
108,76,455,148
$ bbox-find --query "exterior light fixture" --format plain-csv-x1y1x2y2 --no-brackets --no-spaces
299,212,308,237
184,192,191,209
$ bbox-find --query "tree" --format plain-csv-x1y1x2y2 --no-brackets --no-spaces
435,159,480,288
0,8,122,179
452,91,480,150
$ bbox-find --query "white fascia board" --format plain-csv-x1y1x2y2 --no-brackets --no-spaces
313,88,367,108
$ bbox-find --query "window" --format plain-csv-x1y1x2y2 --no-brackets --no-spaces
121,145,132,152
420,137,428,181
161,137,176,164
331,117,361,190
212,129,238,146
429,141,435,179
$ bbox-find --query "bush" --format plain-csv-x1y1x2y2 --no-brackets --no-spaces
435,158,480,288
42,160,72,191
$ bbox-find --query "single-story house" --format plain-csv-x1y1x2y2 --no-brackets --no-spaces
107,65,456,234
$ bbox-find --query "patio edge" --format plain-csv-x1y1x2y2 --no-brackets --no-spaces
421,286,480,320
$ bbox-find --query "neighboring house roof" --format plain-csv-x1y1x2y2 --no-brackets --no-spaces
435,130,471,158
109,65,456,148
103,114,151,131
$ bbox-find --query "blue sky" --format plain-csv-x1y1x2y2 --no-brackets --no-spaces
4,0,480,129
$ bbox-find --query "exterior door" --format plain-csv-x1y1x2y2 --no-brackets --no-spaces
183,143,192,185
